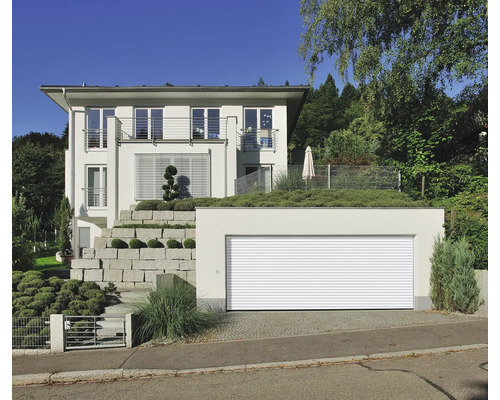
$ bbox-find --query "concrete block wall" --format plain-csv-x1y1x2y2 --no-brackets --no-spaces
71,210,196,291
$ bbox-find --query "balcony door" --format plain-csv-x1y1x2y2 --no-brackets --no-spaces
87,166,107,208
87,108,115,149
135,108,163,139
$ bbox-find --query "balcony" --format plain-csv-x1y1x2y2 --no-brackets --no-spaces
83,188,107,209
239,129,278,152
115,117,228,142
84,129,108,150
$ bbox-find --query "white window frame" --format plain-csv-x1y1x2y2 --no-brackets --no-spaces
243,107,275,150
86,108,115,150
85,165,107,209
191,107,221,139
135,108,164,140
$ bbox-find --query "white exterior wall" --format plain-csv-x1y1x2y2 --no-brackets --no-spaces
67,101,290,240
196,208,445,311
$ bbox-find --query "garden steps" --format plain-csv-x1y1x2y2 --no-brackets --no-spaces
71,210,197,291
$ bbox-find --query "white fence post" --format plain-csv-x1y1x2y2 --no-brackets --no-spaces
125,313,134,348
50,314,65,353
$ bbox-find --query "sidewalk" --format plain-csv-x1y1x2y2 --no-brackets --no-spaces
12,318,487,385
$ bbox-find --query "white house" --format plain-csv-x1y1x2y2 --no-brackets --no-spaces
41,85,309,255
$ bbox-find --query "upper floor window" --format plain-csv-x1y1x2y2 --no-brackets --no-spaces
86,108,115,149
135,108,163,139
244,108,273,149
192,108,220,139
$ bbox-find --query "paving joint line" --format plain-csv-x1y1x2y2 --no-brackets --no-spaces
12,344,488,387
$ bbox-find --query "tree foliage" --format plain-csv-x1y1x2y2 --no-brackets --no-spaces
12,132,65,231
299,0,487,104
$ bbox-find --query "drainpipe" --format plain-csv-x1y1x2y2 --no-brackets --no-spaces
62,88,79,258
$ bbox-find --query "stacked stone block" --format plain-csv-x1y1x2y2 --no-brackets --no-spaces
71,210,197,291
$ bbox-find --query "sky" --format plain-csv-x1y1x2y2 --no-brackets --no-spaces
11,0,345,138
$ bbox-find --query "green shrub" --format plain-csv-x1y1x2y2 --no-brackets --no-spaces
23,287,40,297
28,300,46,313
17,278,45,293
83,289,106,303
183,238,196,249
48,276,64,291
133,283,217,344
12,237,35,271
157,201,175,211
68,300,87,314
430,237,480,314
12,291,23,300
61,280,81,294
13,296,33,308
79,281,101,297
173,199,196,211
18,309,37,317
110,238,128,249
39,286,56,293
34,291,56,306
86,298,105,315
129,238,146,249
135,200,165,211
12,271,25,290
147,238,163,248
166,239,182,249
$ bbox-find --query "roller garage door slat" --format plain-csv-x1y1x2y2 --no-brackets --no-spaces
226,236,414,310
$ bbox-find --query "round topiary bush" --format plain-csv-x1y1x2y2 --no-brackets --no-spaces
110,238,128,249
147,238,163,248
183,238,196,249
129,238,146,249
166,239,182,249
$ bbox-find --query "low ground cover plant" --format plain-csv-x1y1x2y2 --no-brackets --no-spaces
135,189,427,210
133,283,218,344
12,272,111,317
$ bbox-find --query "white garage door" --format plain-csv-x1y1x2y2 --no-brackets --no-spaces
226,236,414,310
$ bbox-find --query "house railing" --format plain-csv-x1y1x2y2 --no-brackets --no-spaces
84,129,108,150
64,315,126,350
83,188,107,209
237,129,278,152
115,117,228,142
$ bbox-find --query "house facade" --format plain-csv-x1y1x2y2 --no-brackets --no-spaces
41,85,309,255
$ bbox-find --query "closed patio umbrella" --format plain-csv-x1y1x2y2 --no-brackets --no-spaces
302,146,315,189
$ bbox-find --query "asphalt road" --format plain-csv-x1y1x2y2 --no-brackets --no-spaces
13,348,487,400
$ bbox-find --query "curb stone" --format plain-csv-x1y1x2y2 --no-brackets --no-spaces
12,344,487,386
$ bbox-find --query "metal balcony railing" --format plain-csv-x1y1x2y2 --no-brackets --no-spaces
239,129,278,152
115,117,228,142
83,188,107,208
84,129,108,150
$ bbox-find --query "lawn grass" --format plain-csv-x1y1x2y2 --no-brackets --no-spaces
32,244,69,272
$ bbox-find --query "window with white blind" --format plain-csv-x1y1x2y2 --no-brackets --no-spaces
135,153,211,200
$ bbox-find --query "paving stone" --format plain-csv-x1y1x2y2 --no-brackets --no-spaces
110,259,132,270
95,248,118,259
118,249,140,260
132,210,153,220
123,270,145,283
70,269,83,280
71,259,100,269
153,210,174,221
180,260,196,271
112,228,135,238
165,249,192,260
173,211,196,221
82,248,95,259
104,269,123,282
140,248,166,260
136,229,162,239
94,237,107,249
162,229,186,240
84,269,103,282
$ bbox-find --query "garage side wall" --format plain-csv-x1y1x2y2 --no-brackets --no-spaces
196,208,445,311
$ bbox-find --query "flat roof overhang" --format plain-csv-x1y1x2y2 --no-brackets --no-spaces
40,85,310,139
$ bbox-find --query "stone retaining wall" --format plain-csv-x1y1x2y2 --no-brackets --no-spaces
70,210,197,291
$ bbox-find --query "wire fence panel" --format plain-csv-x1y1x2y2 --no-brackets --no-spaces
329,165,400,190
64,315,126,350
12,317,50,349
235,167,272,195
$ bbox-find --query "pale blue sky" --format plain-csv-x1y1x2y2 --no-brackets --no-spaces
11,0,345,138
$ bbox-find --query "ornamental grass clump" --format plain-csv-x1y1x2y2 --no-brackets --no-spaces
133,283,217,344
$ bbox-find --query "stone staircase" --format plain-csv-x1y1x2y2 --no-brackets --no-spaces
70,209,197,291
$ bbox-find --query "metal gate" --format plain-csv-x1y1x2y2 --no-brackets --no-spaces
64,315,126,350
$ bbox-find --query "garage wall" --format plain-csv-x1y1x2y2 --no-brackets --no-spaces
196,207,445,311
